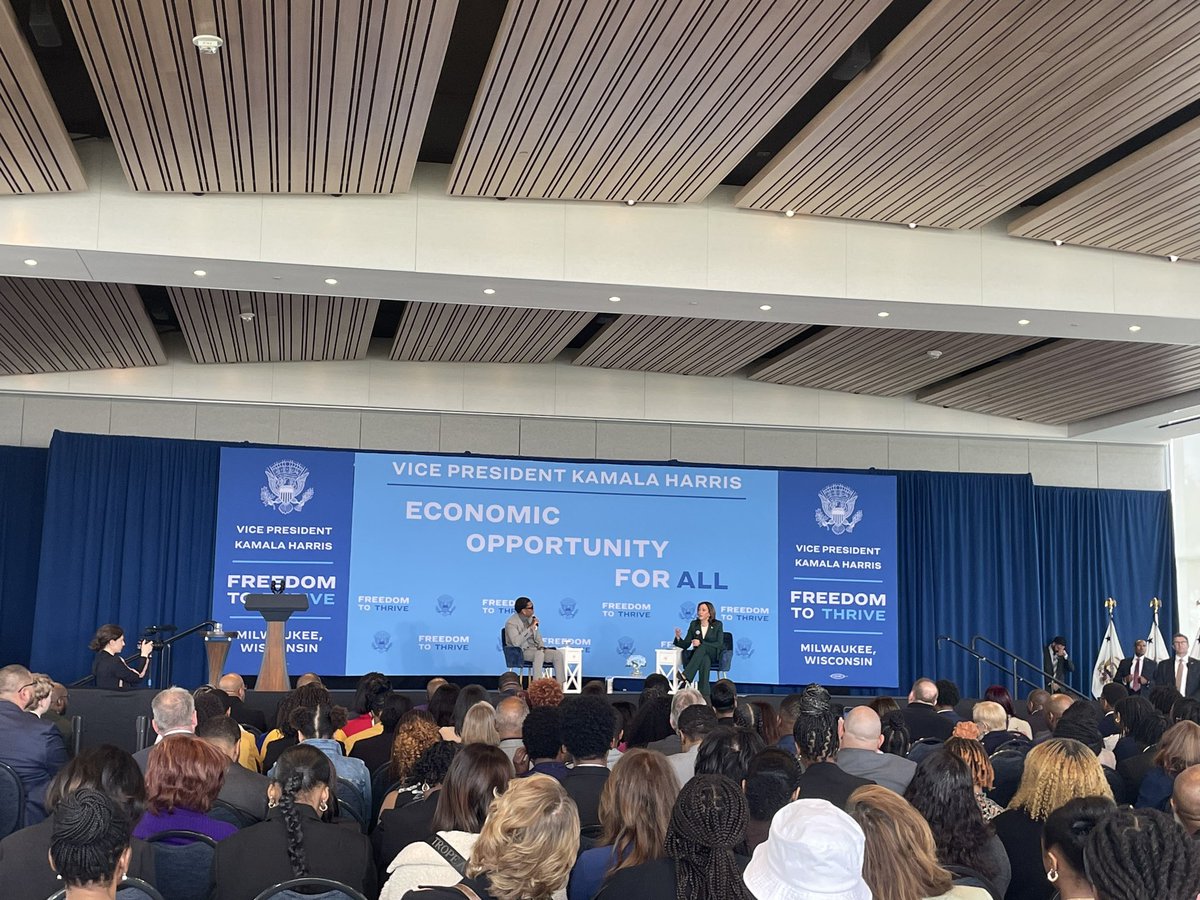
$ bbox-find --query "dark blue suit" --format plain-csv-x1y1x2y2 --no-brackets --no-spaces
0,700,67,824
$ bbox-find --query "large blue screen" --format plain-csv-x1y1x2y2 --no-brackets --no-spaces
212,448,898,687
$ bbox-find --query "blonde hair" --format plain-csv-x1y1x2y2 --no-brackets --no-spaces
944,736,994,790
1008,738,1112,821
1154,721,1200,776
468,775,579,900
848,785,954,900
460,701,500,746
971,701,1007,735
599,749,676,877
25,674,53,711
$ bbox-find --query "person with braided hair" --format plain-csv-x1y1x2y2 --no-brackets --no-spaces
48,788,134,899
212,744,376,900
791,684,874,809
1040,796,1114,900
595,774,753,900
1083,807,1200,900
267,701,372,815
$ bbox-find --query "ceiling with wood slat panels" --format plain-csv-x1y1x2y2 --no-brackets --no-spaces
1008,117,1200,259
0,278,163,374
448,0,890,203
575,315,809,377
749,327,1042,394
391,303,594,364
0,0,86,193
917,340,1200,424
736,0,1200,228
168,288,378,364
59,0,458,193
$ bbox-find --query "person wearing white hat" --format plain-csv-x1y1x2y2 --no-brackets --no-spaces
743,798,872,900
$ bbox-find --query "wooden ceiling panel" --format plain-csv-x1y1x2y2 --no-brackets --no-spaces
575,315,809,377
736,0,1200,228
169,289,378,363
391,303,593,363
0,1,86,193
61,0,457,193
449,0,889,203
0,278,163,374
750,327,1041,394
916,340,1200,424
1008,117,1200,259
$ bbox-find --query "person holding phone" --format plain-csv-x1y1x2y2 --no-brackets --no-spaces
672,602,723,698
88,624,152,690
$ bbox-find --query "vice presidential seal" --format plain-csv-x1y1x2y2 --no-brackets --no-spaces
815,483,862,535
261,460,314,515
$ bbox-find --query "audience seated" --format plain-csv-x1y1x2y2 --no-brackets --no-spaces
272,701,372,814
525,678,563,710
1099,683,1127,738
0,745,155,900
494,696,528,763
260,682,336,772
943,736,1004,822
904,749,1011,895
668,704,719,789
1172,763,1200,836
48,788,136,900
639,674,670,704
0,663,68,824
417,678,447,712
560,696,616,831
1149,684,1183,719
792,684,874,808
983,686,1032,739
710,679,738,720
1024,690,1051,741
1040,795,1114,900
904,679,954,743
197,716,269,823
1040,693,1075,743
568,749,676,900
353,693,416,776
374,742,460,875
935,680,963,725
1136,720,1200,811
972,701,1028,755
595,774,751,900
344,672,393,741
448,686,490,743
380,744,512,899
43,681,73,753
402,774,579,900
194,686,261,773
695,725,764,785
1175,697,1200,726
847,784,985,899
837,706,917,794
213,744,376,900
1113,694,1169,801
742,748,800,854
880,709,912,757
1052,703,1125,800
518,705,569,781
993,738,1111,900
646,688,703,756
775,693,804,756
459,701,499,746
134,734,235,843
750,701,783,746
383,711,441,804
1083,807,1200,900
218,673,268,733
427,683,462,738
744,797,871,900
625,694,674,748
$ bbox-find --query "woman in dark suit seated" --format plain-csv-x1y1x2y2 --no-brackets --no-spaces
212,744,377,900
672,602,723,698
48,788,138,900
89,624,152,690
0,745,156,900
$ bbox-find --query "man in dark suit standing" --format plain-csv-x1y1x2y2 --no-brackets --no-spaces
901,678,953,743
1154,634,1200,699
0,665,67,824
219,673,267,732
1114,639,1157,694
1043,635,1075,692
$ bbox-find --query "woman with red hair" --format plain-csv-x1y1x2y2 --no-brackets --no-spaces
133,734,236,843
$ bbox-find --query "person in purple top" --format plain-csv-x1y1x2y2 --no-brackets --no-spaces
133,734,235,844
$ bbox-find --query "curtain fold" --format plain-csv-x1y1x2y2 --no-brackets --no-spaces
0,446,48,666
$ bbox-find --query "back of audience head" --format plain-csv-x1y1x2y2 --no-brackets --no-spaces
778,692,805,731
1115,694,1167,746
744,748,801,825
1053,702,1105,754
378,692,413,731
731,701,758,732
669,687,705,731
453,684,491,735
903,749,998,879
1027,688,1050,713
599,749,677,877
750,701,782,745
1010,738,1112,821
24,673,53,714
1172,764,1200,836
271,744,333,877
841,705,883,751
972,700,1008,735
389,710,439,781
710,679,737,714
145,734,227,815
640,673,670,704
1154,720,1200,776
460,700,500,746
467,775,579,900
868,695,900,717
522,705,562,762
611,700,635,747
295,672,323,688
526,677,564,709
848,784,953,900
695,725,764,783
1101,682,1128,710
497,671,521,695
290,702,349,741
581,679,607,697
351,671,391,718
151,686,196,733
666,774,752,900
678,704,719,749
792,683,840,763
626,693,674,747
193,685,229,724
909,678,938,705
879,709,911,757
1046,692,1075,729
983,684,1015,716
50,788,132,891
494,695,528,741
196,714,243,762
425,677,447,701
1042,796,1116,898
432,742,512,833
943,735,994,792
410,741,460,789
1175,697,1200,726
1084,808,1200,900
935,679,961,710
560,695,615,762
45,744,146,824
276,682,333,734
1150,684,1183,719
427,682,461,728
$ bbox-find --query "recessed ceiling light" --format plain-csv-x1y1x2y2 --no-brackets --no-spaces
1018,319,1031,326
1129,325,1142,332
759,304,772,311
192,269,206,277
784,210,795,218
1053,239,1063,247
877,311,890,318
907,223,917,229
324,278,338,285
22,259,37,266
1169,255,1180,263
609,296,621,303
238,312,255,322
624,200,636,207
483,288,495,295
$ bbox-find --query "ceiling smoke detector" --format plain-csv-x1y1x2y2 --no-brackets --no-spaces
238,311,256,322
192,34,224,55
926,350,943,360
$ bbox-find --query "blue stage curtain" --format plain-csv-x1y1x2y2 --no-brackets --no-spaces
1034,486,1177,694
0,446,48,666
898,472,1045,693
30,432,220,686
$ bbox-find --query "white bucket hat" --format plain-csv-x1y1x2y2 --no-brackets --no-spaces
743,799,872,900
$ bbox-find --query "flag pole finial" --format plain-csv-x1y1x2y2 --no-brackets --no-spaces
1105,597,1116,617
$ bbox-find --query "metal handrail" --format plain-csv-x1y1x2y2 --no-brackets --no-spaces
936,635,1052,698
971,634,1087,700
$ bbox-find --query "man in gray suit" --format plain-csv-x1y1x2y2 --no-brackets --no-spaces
132,687,195,772
836,705,917,794
503,597,564,684
197,715,268,822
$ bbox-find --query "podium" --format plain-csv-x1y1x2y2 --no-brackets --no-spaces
243,594,309,692
204,630,238,687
